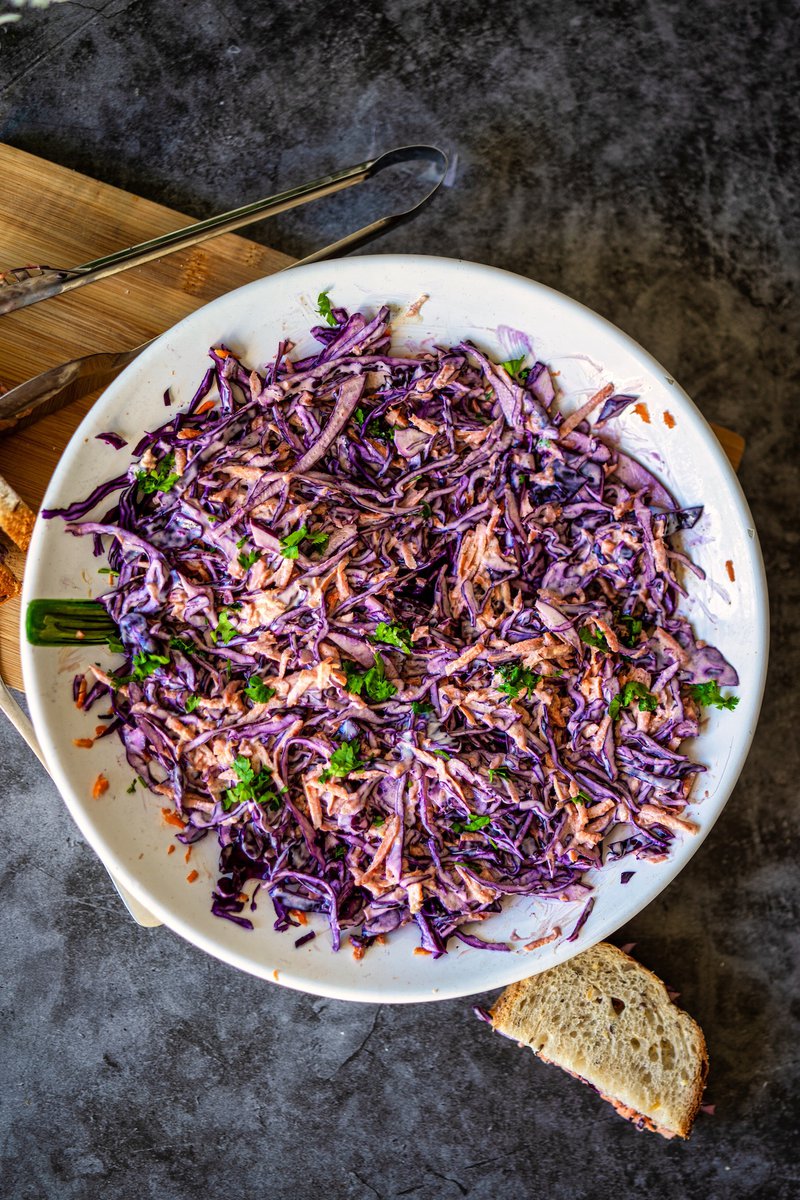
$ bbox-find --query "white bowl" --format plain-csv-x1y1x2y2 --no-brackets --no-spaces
21,255,768,1002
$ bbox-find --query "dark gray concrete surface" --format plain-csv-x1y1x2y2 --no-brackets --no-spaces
1,2,798,1197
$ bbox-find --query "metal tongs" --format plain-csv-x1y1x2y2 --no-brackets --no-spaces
0,144,447,928
0,144,448,316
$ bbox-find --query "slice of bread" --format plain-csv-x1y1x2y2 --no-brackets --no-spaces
487,942,708,1139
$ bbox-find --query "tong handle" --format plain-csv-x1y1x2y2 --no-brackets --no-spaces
0,145,448,316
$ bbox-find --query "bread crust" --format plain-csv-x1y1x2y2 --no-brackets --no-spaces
488,942,708,1139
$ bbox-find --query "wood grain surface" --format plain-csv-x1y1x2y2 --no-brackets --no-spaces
0,143,744,690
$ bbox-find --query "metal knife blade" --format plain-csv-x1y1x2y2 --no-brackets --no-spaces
0,341,151,434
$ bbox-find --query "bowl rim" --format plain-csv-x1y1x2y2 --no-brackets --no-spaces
20,253,769,1002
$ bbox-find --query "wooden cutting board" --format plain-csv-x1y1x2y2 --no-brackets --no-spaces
0,143,745,690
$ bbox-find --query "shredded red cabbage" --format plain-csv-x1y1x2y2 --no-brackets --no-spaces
52,304,738,957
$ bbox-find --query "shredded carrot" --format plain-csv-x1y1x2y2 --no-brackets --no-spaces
273,969,280,981
290,908,308,926
75,678,87,710
73,737,94,748
523,927,562,952
633,401,651,423
167,844,176,855
92,774,109,798
186,869,199,883
160,807,186,829
352,943,365,960
94,725,108,738
663,410,676,429
194,399,216,415
375,934,386,945
177,428,202,440
413,947,432,956
184,846,192,864
725,559,736,582
214,347,230,359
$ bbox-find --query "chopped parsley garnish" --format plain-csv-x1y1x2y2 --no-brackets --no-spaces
236,535,247,549
126,778,138,794
320,739,365,784
244,676,276,704
617,613,643,646
97,567,118,577
106,634,124,655
185,694,200,713
420,502,433,519
689,681,740,711
169,637,195,654
430,748,450,759
135,452,180,495
579,627,610,652
316,290,337,327
572,790,592,805
452,813,492,835
354,406,393,440
495,660,541,698
372,621,412,653
343,654,397,703
111,650,170,688
609,681,658,720
331,844,347,860
499,355,529,381
278,525,329,559
238,547,262,571
133,651,170,680
211,610,237,645
371,813,386,828
411,699,433,715
223,755,282,811
488,766,511,783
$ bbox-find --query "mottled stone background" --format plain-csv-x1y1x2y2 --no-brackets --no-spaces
0,1,798,1197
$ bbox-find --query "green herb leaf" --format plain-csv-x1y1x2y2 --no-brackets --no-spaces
169,637,194,655
609,680,659,720
499,355,527,379
211,610,237,645
579,627,610,652
126,778,138,794
319,739,365,784
97,567,118,577
343,655,398,703
495,661,541,699
131,650,170,681
238,547,262,571
106,635,125,655
185,694,200,713
316,290,337,327
135,452,180,495
223,755,282,811
430,748,450,759
572,790,592,805
453,813,492,835
617,613,643,647
420,502,432,519
331,844,347,860
371,813,386,828
689,681,740,711
278,525,328,559
372,621,412,653
244,676,276,704
488,766,511,783
411,699,433,715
